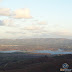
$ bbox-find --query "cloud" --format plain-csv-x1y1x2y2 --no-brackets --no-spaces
3,19,14,26
7,31,26,34
38,21,47,25
24,26,42,30
53,32,72,36
0,8,11,16
32,30,49,34
50,30,72,36
13,8,32,19
0,0,2,2
0,19,14,27
6,31,21,34
0,8,32,18
0,20,4,26
3,19,10,26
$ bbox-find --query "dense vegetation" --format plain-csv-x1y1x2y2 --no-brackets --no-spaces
0,53,72,72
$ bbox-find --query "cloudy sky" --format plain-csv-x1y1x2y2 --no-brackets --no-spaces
0,0,72,39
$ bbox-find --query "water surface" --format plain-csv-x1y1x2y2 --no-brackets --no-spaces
34,49,72,54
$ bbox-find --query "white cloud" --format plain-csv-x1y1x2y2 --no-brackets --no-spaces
3,19,10,26
38,21,47,25
0,8,11,16
0,20,4,26
3,19,14,26
24,26,42,30
13,8,32,19
6,31,21,34
50,30,72,36
0,0,2,2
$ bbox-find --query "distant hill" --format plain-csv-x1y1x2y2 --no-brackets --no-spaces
0,38,72,45
0,38,72,51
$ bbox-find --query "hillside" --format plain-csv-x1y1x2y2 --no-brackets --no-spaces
0,38,72,51
0,54,72,72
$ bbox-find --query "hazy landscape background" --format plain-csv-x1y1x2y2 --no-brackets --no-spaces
0,0,72,72
0,38,72,52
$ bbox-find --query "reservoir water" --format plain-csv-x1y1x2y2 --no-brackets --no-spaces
0,49,72,54
0,50,19,53
33,49,72,54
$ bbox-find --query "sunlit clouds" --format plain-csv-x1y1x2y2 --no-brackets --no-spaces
0,0,72,39
0,20,4,26
13,8,32,19
0,8,11,16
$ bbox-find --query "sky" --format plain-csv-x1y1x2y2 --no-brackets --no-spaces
0,0,72,39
